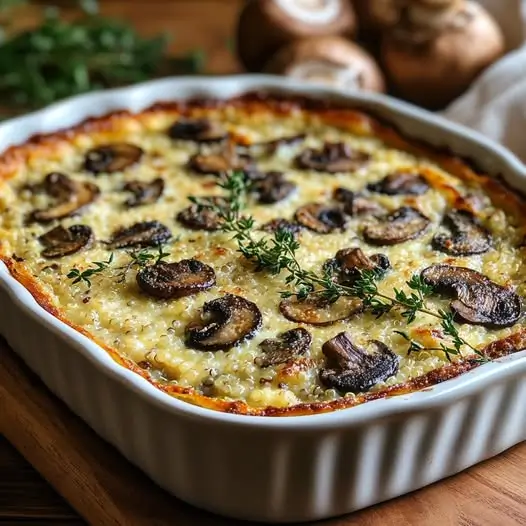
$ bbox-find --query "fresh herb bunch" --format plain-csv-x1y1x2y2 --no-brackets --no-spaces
115,245,171,283
191,171,486,362
0,0,204,111
67,253,114,289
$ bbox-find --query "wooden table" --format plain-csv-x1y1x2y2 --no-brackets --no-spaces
1,1,525,524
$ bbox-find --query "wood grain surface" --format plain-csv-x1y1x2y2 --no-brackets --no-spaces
0,1,525,524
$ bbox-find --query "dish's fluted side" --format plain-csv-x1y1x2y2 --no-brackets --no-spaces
0,76,525,522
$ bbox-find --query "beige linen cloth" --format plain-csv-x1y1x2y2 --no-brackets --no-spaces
442,0,526,161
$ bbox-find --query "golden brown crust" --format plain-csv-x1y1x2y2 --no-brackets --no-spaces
1,91,526,417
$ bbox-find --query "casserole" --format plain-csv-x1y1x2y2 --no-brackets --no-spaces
0,75,524,522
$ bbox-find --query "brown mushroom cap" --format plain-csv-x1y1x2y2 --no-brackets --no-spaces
108,220,172,249
123,178,164,208
264,36,385,93
381,1,505,109
167,118,228,143
137,259,216,299
186,294,262,351
39,224,94,258
294,202,347,234
364,206,431,245
257,327,312,367
30,172,99,223
432,210,492,256
260,218,303,236
367,171,430,196
295,142,370,173
176,197,225,231
187,142,253,177
250,133,307,156
279,295,363,325
83,143,144,174
251,171,296,204
320,332,400,393
325,247,390,284
236,0,356,72
421,264,523,328
333,187,384,216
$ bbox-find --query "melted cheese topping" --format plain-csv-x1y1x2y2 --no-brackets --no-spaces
1,104,525,412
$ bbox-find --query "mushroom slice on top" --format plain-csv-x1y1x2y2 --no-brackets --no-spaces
39,224,94,258
251,171,296,204
186,294,262,351
83,143,144,174
364,206,431,245
333,187,384,216
421,264,523,328
319,332,400,393
31,172,99,223
252,133,307,155
279,295,363,326
326,247,390,284
295,142,370,173
176,197,225,231
257,327,312,367
367,171,430,195
432,210,491,256
167,118,228,143
123,178,165,207
137,259,216,299
260,218,303,236
108,220,172,249
294,203,347,234
188,141,253,176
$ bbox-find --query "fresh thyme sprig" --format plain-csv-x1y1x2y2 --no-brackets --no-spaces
67,253,114,289
115,245,171,283
189,171,487,363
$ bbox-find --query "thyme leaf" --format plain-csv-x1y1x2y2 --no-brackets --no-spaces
67,253,114,289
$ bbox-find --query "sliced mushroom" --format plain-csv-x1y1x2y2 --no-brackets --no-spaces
136,259,216,299
31,172,99,223
108,220,172,249
38,225,94,258
260,218,303,236
325,247,390,284
185,294,262,351
251,133,307,155
123,178,164,207
257,327,312,367
279,295,363,325
83,143,144,174
176,197,225,231
168,118,228,143
367,171,430,195
188,141,253,176
251,171,296,204
294,203,347,234
333,187,384,216
295,142,370,173
319,332,400,393
364,206,431,245
421,264,523,328
432,210,491,256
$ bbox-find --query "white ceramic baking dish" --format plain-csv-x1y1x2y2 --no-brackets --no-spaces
0,76,525,523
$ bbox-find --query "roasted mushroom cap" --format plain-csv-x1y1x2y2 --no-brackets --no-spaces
186,294,262,351
294,203,347,234
31,172,99,223
251,171,296,204
38,224,94,258
257,327,312,367
319,332,400,393
326,247,390,284
136,259,216,299
295,142,370,173
279,295,363,325
123,178,164,207
260,218,303,236
364,206,431,245
333,187,384,216
421,264,523,328
108,220,172,249
188,142,253,176
236,0,356,71
168,118,227,143
251,133,307,156
432,210,491,256
367,171,430,195
176,197,224,231
83,143,144,174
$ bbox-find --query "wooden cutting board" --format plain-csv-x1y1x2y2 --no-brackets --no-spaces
0,341,525,526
